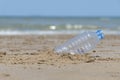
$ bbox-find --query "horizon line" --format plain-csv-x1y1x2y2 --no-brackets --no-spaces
0,15,120,18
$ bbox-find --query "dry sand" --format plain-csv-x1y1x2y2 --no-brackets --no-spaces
0,34,120,80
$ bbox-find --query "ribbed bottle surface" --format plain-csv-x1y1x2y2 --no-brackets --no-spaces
54,30,103,54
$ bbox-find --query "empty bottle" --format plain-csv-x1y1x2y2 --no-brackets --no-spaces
54,30,104,55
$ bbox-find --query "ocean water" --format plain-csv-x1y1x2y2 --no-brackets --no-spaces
0,16,120,35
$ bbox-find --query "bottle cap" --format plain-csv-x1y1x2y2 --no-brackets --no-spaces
96,30,104,40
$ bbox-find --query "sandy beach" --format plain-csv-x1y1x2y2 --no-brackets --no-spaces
0,34,120,80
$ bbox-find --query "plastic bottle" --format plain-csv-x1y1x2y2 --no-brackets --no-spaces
54,30,104,55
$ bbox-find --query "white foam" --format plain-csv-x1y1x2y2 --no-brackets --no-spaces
0,30,119,35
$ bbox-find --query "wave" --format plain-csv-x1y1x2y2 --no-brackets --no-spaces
0,30,119,35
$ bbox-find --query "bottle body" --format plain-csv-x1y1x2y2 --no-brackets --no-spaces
54,30,104,55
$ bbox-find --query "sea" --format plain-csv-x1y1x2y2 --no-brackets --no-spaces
0,16,120,35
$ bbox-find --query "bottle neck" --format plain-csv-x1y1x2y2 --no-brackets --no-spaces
96,30,104,40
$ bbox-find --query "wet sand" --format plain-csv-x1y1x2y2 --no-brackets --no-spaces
0,35,120,80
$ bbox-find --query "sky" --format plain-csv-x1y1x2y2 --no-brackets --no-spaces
0,0,120,17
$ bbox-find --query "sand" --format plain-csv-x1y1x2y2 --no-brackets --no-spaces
0,34,120,80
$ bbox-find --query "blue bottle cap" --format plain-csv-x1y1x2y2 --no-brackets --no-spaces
96,30,104,40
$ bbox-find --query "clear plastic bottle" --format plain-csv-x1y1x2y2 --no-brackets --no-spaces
54,30,104,55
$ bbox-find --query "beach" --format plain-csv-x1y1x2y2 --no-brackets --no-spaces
0,34,120,80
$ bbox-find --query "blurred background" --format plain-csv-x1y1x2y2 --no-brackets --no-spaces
0,0,120,35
